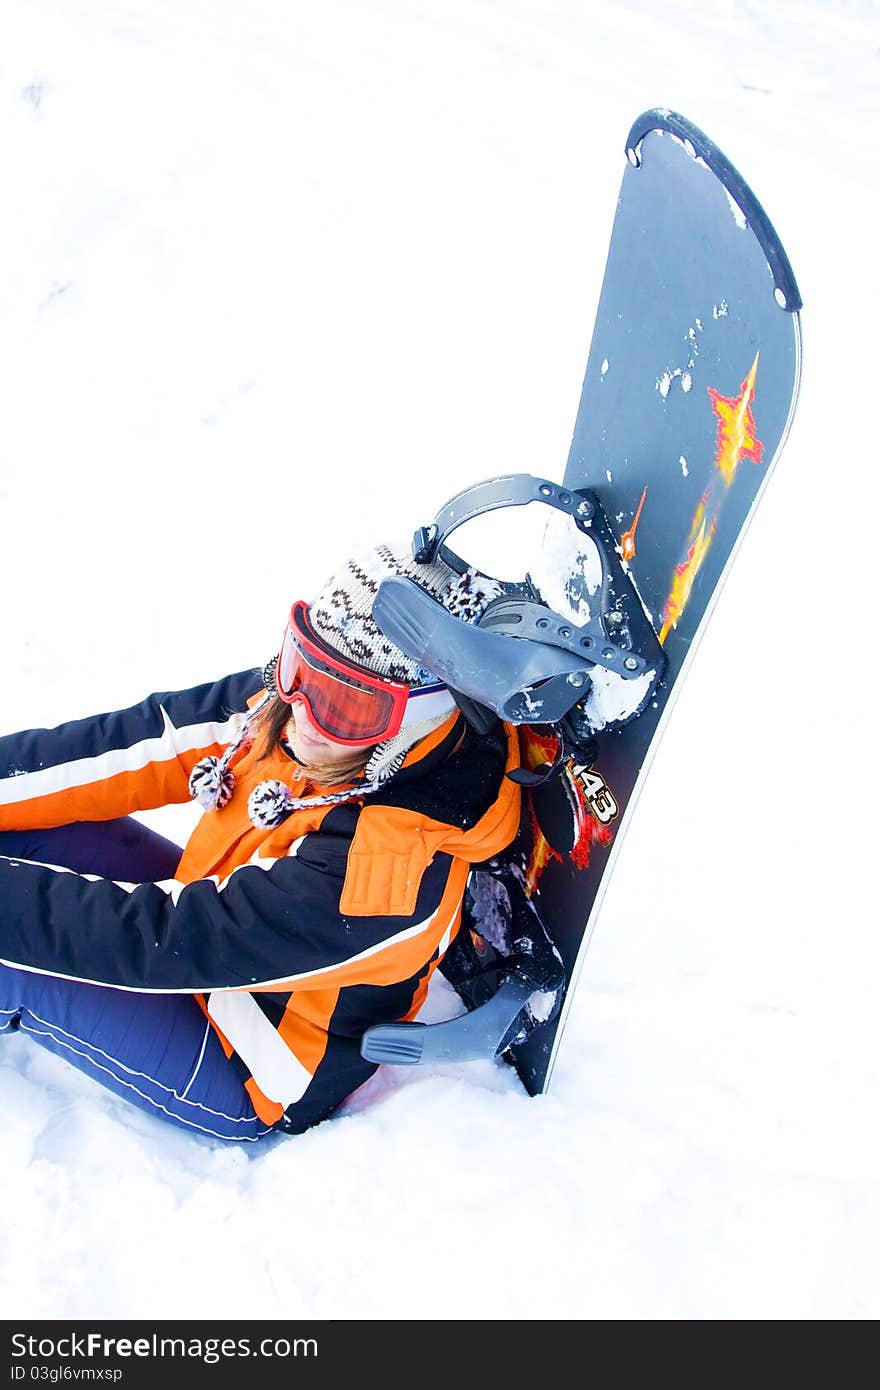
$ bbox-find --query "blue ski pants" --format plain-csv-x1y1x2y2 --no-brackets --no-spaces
0,820,276,1143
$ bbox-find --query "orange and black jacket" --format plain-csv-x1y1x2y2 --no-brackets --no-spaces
0,669,521,1132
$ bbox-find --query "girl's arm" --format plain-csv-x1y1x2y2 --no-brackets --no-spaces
0,669,262,831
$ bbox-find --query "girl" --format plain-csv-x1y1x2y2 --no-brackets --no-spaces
0,544,521,1142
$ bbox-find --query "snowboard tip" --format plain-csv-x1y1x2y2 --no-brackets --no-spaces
624,108,802,314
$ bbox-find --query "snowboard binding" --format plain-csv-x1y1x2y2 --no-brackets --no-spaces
361,854,566,1069
360,473,666,1070
374,473,666,741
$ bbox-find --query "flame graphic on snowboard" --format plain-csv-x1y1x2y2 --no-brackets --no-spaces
659,353,764,643
519,728,615,895
520,357,765,892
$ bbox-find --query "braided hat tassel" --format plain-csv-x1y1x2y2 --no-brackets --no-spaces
188,686,274,812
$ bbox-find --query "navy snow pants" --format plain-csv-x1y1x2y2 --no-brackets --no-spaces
0,820,275,1143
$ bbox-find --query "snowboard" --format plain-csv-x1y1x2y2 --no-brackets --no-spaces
502,108,803,1095
360,108,802,1096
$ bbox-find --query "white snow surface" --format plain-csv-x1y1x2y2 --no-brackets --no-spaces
582,664,657,731
1,0,879,1322
531,507,603,623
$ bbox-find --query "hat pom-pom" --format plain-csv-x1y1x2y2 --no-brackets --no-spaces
189,756,235,811
248,779,297,829
444,566,503,622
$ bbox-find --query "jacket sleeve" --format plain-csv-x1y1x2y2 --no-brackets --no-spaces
0,821,460,994
0,669,263,832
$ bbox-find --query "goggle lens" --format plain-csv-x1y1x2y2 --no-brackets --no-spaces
276,605,406,746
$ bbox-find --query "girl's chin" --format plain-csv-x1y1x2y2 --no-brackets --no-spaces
287,718,326,755
292,731,359,769
296,732,326,753
294,740,331,766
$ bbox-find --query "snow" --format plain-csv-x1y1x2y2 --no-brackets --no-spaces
2,0,879,1323
725,188,749,229
531,507,602,619
582,664,657,731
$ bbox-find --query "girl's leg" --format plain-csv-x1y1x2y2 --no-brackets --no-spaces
0,963,275,1143
0,817,183,882
0,822,278,1141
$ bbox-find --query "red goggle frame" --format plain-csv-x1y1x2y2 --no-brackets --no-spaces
276,601,411,747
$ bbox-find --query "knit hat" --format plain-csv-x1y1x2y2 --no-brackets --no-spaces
307,543,459,685
303,543,502,785
188,543,503,827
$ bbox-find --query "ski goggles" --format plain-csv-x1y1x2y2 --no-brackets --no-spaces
276,601,453,747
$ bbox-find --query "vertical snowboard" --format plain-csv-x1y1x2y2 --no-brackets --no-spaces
503,108,803,1095
360,108,802,1096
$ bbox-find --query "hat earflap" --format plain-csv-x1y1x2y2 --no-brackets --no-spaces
363,713,453,784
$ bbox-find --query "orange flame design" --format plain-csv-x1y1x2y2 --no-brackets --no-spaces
520,728,562,895
570,777,615,870
659,353,763,644
659,495,718,643
620,485,648,562
520,729,614,894
524,800,562,896
708,353,763,487
520,727,559,775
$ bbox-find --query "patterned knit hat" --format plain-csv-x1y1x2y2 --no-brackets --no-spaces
188,543,503,828
307,543,457,686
